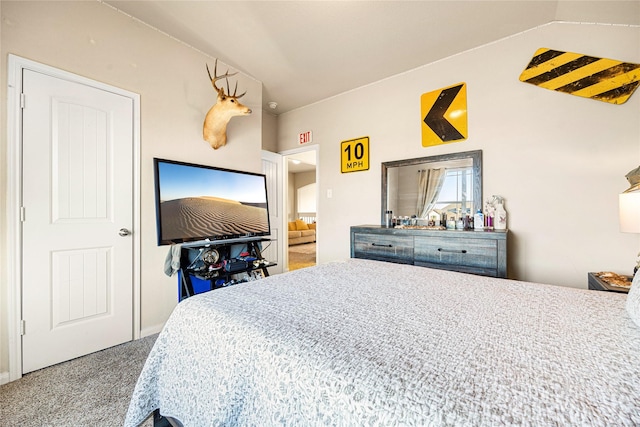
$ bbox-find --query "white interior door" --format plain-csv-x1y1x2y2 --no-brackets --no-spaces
261,151,285,275
21,69,134,373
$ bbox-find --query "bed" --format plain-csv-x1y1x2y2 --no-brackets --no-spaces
125,259,640,426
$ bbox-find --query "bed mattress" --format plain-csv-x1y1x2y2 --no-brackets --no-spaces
125,259,640,426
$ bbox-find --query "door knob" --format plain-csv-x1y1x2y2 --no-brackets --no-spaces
119,228,132,237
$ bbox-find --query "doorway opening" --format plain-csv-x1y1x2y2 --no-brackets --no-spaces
283,149,317,271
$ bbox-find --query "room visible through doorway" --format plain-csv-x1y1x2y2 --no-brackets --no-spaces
285,149,317,271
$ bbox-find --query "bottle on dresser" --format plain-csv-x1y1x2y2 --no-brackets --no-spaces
385,210,393,228
494,197,507,230
456,208,464,230
474,209,484,230
484,202,494,230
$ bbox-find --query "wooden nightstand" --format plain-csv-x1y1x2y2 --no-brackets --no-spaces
588,272,632,293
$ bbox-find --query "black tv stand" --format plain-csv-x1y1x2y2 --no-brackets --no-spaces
178,238,275,301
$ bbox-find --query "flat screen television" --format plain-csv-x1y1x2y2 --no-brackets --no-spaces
153,158,271,245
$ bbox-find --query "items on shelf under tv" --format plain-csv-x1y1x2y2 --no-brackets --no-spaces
153,158,271,246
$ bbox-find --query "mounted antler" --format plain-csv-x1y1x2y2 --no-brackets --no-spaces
203,59,252,150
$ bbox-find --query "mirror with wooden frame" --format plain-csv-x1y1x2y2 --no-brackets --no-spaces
381,150,482,225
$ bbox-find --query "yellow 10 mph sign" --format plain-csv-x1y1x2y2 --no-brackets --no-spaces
341,137,369,173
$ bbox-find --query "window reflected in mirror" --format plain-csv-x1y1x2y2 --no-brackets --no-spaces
432,165,474,217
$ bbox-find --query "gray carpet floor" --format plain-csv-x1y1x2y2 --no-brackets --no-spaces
0,334,158,427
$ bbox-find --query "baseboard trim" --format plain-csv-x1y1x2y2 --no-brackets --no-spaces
0,371,10,386
140,323,164,338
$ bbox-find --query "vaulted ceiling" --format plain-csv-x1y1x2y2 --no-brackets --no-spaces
105,1,639,114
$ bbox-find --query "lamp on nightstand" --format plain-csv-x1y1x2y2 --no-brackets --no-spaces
619,165,640,276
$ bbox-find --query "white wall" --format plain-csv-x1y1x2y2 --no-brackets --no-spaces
278,22,640,287
289,170,316,220
297,183,317,214
262,111,278,152
0,1,263,377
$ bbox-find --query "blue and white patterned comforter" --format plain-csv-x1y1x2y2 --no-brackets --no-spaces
125,259,640,426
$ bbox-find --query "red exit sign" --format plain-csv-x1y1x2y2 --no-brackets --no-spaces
298,131,313,145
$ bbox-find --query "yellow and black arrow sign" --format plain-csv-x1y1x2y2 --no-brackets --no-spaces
519,48,640,105
421,83,467,147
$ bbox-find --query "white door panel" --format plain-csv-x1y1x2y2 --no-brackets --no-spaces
22,69,133,373
261,151,284,274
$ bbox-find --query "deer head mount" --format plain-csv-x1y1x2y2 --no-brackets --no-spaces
203,59,252,150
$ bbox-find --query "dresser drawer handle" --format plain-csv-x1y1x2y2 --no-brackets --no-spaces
372,243,393,247
438,248,467,254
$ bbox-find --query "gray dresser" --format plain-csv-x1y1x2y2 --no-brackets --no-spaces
350,225,508,278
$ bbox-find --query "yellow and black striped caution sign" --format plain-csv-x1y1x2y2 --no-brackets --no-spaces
421,83,467,147
519,48,640,105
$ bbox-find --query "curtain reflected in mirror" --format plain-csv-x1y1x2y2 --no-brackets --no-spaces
417,168,445,218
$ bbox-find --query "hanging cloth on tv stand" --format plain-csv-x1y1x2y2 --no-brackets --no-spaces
164,244,183,277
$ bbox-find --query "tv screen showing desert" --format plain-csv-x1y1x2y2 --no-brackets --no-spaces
156,161,270,243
